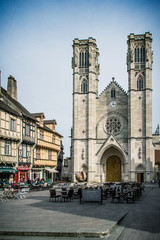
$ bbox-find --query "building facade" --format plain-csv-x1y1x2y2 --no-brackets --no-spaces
31,113,62,181
0,75,37,183
71,32,156,183
0,100,21,183
0,75,62,183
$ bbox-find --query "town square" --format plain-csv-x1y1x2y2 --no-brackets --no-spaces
0,0,160,239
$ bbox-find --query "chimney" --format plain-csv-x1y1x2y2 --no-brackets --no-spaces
7,75,17,100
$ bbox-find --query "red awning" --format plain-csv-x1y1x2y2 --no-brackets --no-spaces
18,167,30,171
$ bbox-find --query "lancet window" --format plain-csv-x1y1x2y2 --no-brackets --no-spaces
79,51,89,67
111,88,116,98
134,47,145,63
137,76,143,90
81,79,88,93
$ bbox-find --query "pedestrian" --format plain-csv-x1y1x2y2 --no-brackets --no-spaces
158,179,160,188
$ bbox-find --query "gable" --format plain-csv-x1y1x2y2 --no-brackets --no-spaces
99,80,127,100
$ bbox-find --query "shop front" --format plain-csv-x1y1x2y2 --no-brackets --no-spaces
0,167,17,184
17,165,30,183
31,168,44,181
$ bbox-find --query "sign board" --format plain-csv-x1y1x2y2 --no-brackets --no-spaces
80,189,102,204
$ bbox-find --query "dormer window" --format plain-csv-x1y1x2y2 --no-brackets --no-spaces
111,88,116,98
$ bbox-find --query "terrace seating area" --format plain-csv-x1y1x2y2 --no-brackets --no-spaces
0,187,30,202
0,180,145,204
48,182,145,204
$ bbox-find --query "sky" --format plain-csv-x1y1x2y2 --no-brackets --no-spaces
0,0,160,157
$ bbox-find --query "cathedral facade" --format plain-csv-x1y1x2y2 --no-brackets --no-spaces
71,32,155,183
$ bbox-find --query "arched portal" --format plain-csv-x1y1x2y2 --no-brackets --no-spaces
106,155,121,182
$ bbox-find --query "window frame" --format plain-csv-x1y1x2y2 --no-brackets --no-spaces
22,144,27,158
111,88,116,98
10,118,16,131
137,76,143,91
48,150,52,160
25,123,30,137
39,130,44,140
36,148,40,159
81,79,88,94
5,141,11,156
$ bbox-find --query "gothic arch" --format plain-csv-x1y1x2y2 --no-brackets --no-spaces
81,79,88,93
136,163,145,171
99,145,126,182
79,48,89,67
137,74,144,90
99,145,126,166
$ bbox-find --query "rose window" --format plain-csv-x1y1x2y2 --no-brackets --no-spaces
105,117,122,135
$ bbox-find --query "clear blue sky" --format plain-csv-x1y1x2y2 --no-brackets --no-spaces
0,0,160,157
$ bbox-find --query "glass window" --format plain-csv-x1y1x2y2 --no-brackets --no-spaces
40,130,44,140
36,148,40,159
111,89,116,98
81,80,88,93
137,48,139,62
135,48,137,62
143,47,145,62
5,141,11,155
48,150,52,160
25,124,30,136
10,119,15,131
137,76,143,90
52,135,55,143
140,47,143,63
85,52,89,67
22,144,27,158
79,53,82,66
82,52,84,66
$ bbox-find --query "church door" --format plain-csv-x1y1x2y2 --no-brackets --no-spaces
137,173,144,183
106,155,121,182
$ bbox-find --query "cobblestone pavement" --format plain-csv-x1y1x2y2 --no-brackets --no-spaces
0,184,159,240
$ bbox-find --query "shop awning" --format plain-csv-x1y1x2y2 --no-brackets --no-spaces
18,167,30,171
45,168,59,173
0,167,17,173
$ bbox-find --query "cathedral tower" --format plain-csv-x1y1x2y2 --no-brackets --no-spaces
127,32,154,182
72,38,99,182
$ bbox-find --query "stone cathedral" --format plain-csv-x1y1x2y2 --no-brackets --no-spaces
71,32,155,183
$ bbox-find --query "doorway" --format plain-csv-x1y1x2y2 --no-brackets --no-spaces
137,173,144,182
106,155,121,182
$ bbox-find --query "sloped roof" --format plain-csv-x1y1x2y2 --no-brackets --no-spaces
44,120,57,124
99,79,127,97
0,100,21,117
1,87,37,122
32,113,45,118
37,123,63,137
